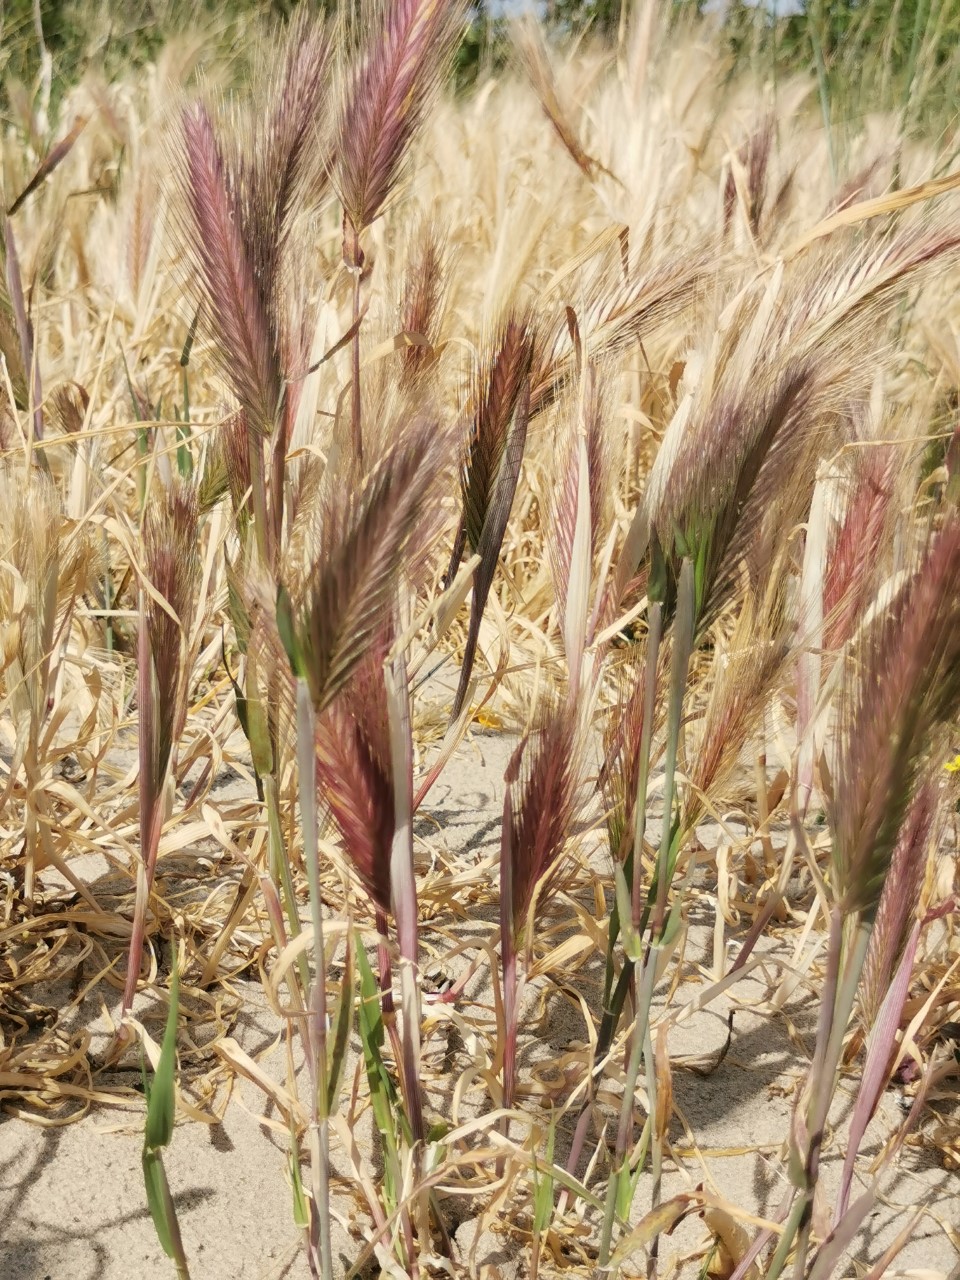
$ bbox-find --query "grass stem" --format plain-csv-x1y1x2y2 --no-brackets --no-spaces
296,679,333,1280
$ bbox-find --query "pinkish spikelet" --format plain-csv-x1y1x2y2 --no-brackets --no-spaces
142,478,201,772
255,12,332,251
175,15,328,445
601,643,667,864
859,775,937,1026
50,382,89,436
685,601,787,832
180,103,281,437
722,116,774,237
550,418,581,635
296,417,445,714
654,365,808,547
584,365,613,558
507,700,581,938
833,517,960,918
398,218,448,389
461,312,536,557
234,12,330,339
221,411,252,515
650,361,813,627
825,157,886,216
316,643,395,916
336,0,466,253
550,362,610,630
823,446,897,652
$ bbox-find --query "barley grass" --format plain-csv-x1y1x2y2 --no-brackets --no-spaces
2,4,960,1278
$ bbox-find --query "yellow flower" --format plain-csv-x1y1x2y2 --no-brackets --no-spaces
945,753,960,774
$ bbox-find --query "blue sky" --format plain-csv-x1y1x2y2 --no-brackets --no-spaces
488,0,806,16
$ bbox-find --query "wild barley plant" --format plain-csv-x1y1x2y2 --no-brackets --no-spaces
448,309,536,717
174,41,322,933
335,0,466,468
2,215,45,452
598,347,820,1266
736,224,960,962
549,356,615,698
120,478,200,1028
171,21,333,1223
796,432,899,822
170,9,474,1268
759,518,960,1278
397,217,449,393
596,216,960,1265
176,11,330,574
499,700,582,1122
279,416,448,1272
834,771,941,1222
738,424,906,971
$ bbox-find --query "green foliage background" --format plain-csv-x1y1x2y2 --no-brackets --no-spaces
3,0,960,131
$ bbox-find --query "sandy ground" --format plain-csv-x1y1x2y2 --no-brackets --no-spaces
3,724,960,1280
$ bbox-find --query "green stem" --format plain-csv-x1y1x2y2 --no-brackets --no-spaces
248,434,272,574
598,956,657,1268
591,603,663,1102
763,1195,805,1280
500,761,518,1128
792,912,871,1277
652,563,695,939
809,2,837,189
644,1019,663,1280
631,604,662,927
599,562,696,1273
296,680,332,1280
763,910,871,1280
902,0,932,125
263,772,311,996
344,217,364,471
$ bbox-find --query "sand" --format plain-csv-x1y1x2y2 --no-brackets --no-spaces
2,726,960,1280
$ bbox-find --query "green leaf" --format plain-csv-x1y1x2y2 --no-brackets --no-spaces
176,421,193,479
355,945,402,1209
327,930,355,1113
142,1148,176,1259
289,1137,310,1231
543,1163,605,1212
356,944,385,1053
224,556,252,655
119,344,147,424
613,862,642,960
648,532,670,605
275,584,303,677
243,650,274,779
223,638,250,740
144,950,179,1151
615,1115,650,1223
180,310,199,368
533,1114,557,1234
